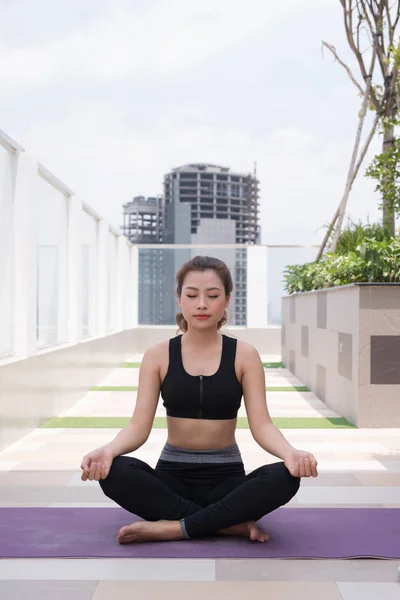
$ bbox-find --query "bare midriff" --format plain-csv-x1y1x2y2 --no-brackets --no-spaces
166,416,237,450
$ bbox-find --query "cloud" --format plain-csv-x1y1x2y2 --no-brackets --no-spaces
22,102,385,246
0,0,330,87
1,0,393,250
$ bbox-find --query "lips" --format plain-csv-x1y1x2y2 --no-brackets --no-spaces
194,315,210,319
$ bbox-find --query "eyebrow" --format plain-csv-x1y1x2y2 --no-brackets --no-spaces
184,286,222,291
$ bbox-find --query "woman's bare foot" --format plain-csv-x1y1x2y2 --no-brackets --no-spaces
117,520,183,544
117,519,269,544
218,520,269,542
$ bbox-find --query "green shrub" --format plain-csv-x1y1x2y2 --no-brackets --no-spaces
283,236,400,294
335,221,393,255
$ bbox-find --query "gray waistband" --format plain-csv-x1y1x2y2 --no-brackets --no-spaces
159,443,242,464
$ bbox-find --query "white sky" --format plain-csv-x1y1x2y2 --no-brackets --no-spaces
1,0,396,244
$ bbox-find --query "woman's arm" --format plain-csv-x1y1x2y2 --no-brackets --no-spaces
105,344,162,458
241,343,318,477
241,343,295,460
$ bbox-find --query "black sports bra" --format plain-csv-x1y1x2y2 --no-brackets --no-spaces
160,334,243,420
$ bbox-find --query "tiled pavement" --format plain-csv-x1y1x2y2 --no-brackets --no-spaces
0,356,399,599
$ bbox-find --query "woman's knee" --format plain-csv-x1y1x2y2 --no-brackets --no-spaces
98,455,122,494
258,461,300,501
98,455,145,495
279,462,301,499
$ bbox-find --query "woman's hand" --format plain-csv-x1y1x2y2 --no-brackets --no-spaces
80,445,115,481
283,448,318,478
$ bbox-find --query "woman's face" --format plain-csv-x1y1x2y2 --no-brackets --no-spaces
178,269,230,329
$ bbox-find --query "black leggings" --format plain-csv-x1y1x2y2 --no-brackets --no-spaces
99,455,300,539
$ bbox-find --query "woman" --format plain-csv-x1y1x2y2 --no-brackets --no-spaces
81,255,318,544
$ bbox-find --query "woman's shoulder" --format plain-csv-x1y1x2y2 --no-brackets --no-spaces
228,336,260,366
223,332,255,352
143,335,182,363
144,339,170,359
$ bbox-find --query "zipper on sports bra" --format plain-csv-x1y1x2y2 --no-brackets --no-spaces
198,375,203,418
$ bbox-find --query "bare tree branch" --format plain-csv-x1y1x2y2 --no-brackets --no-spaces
393,1,400,31
316,207,340,261
356,1,364,48
356,1,374,47
393,1,400,112
386,1,400,49
376,2,388,66
367,0,376,13
329,42,378,251
343,1,382,109
316,109,380,261
322,41,365,94
360,0,389,78
382,2,393,56
322,0,400,241
384,0,394,43
346,1,365,77
353,112,380,176
377,2,387,59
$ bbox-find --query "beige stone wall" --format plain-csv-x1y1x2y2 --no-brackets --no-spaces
282,284,400,427
358,286,400,427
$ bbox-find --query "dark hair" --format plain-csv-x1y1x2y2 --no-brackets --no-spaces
175,255,233,334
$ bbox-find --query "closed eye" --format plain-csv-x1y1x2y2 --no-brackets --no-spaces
186,295,219,299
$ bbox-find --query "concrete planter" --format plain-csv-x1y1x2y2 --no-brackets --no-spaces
282,283,400,427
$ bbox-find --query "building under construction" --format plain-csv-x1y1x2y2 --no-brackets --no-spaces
162,164,260,325
121,165,260,325
163,163,260,243
121,196,164,324
121,195,163,244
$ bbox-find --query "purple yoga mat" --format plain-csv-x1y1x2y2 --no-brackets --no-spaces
0,507,399,559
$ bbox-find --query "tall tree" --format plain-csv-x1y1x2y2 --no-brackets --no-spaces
320,1,400,257
317,40,378,259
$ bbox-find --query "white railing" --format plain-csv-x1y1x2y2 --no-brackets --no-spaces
0,127,318,363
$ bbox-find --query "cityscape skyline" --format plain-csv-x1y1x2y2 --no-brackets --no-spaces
2,0,397,248
122,162,260,326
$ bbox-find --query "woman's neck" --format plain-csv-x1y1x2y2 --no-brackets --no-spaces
182,329,222,349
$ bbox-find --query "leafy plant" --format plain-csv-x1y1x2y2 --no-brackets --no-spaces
283,236,400,294
366,137,400,216
334,220,393,255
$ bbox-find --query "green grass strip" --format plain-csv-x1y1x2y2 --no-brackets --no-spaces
121,362,141,368
41,416,354,429
266,386,309,392
92,385,309,392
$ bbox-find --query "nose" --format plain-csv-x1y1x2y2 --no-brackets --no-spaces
197,296,208,310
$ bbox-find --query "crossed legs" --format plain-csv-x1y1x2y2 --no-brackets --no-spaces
99,456,300,543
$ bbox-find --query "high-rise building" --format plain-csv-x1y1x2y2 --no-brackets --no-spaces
163,163,260,244
122,164,260,326
121,196,164,324
162,164,260,325
121,195,163,244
